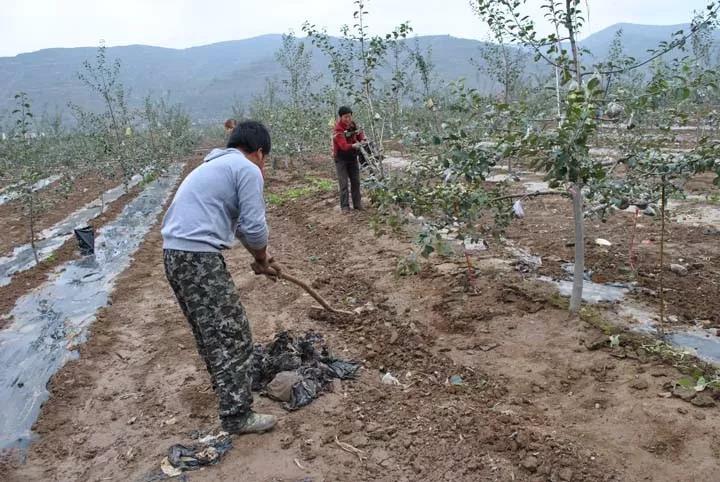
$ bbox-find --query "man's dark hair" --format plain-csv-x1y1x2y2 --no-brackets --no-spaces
338,106,353,117
227,120,271,155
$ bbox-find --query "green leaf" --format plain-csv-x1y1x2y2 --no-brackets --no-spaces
672,86,691,101
587,77,601,91
420,244,434,258
677,376,695,389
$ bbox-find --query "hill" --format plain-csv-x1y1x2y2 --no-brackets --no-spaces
0,23,716,123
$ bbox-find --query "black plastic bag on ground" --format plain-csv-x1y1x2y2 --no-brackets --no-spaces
250,331,360,410
164,433,232,474
249,336,302,391
285,368,326,411
327,360,361,379
73,226,95,255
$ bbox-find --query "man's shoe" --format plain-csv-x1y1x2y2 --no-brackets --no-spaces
222,412,277,435
341,208,352,215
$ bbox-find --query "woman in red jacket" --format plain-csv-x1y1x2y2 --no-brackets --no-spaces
332,106,366,212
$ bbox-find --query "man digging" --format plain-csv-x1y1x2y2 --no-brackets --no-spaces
162,120,280,435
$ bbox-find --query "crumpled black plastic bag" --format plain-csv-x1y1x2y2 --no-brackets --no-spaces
249,331,360,410
327,360,360,379
168,445,202,470
285,374,325,411
167,433,233,471
73,226,95,256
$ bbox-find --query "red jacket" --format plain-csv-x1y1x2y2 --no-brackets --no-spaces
332,120,366,160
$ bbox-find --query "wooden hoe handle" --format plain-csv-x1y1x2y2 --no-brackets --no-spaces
278,272,354,315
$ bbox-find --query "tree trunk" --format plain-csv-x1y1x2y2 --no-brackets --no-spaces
502,42,510,104
658,180,667,337
569,184,585,313
565,0,583,86
551,6,563,119
29,193,39,266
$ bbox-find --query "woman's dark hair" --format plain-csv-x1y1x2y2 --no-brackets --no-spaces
227,120,271,155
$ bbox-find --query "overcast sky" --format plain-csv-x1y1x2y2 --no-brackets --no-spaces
1,0,712,57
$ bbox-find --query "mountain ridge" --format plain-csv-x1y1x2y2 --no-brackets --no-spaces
1,24,716,123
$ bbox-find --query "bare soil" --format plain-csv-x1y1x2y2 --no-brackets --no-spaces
505,192,720,326
2,163,720,481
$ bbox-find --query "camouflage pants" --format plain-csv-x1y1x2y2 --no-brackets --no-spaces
163,249,253,423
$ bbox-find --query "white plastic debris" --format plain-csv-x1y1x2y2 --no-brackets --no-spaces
670,264,688,276
381,372,401,385
606,102,625,118
160,457,183,477
353,302,377,315
198,431,229,445
510,247,542,272
512,200,525,219
595,238,612,247
463,238,488,252
449,375,464,386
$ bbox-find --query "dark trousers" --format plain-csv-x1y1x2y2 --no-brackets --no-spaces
163,249,253,423
335,158,361,209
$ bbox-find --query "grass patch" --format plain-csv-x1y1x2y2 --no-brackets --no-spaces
547,292,570,311
579,305,621,335
395,252,422,277
267,176,334,206
138,171,158,188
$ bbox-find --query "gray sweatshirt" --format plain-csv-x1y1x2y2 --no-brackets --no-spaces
161,148,268,253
